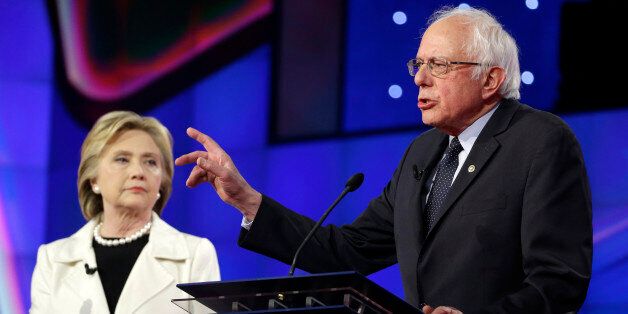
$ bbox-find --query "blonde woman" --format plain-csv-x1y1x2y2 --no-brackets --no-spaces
31,111,220,314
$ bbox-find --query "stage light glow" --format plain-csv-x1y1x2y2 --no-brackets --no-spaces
458,3,471,10
522,71,535,85
388,85,402,99
526,0,539,10
393,11,407,25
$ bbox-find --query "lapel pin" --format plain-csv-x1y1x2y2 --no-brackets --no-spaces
468,165,476,173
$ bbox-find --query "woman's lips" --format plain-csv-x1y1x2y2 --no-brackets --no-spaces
127,187,147,193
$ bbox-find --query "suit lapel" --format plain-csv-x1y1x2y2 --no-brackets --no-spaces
56,220,109,311
412,133,449,244
113,243,174,313
426,100,519,238
114,213,188,313
428,138,500,234
63,259,109,312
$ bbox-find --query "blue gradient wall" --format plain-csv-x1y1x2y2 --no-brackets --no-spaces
0,1,52,313
1,0,627,313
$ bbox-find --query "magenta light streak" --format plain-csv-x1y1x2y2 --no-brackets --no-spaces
0,192,25,314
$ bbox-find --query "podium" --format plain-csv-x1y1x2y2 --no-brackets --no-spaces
172,271,422,313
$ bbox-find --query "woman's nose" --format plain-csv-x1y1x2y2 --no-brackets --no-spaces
129,161,146,179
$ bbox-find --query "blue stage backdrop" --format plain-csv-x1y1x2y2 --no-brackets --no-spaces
1,0,626,313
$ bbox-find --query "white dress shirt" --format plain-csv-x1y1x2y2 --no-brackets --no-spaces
426,104,499,199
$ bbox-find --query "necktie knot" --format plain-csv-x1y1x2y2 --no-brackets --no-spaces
447,137,463,158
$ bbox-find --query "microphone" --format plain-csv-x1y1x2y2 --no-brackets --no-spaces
413,165,424,181
84,263,98,275
288,173,364,276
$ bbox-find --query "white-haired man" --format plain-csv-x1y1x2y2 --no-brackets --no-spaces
177,6,592,314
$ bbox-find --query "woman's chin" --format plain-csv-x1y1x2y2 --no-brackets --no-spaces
113,199,154,213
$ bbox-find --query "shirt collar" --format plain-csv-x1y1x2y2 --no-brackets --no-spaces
450,103,500,152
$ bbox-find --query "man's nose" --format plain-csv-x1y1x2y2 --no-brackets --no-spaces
414,64,430,87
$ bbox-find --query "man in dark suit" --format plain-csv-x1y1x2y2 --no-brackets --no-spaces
175,6,592,314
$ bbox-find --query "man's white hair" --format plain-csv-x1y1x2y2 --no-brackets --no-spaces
427,6,521,99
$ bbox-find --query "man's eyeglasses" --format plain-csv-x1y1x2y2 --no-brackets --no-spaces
407,57,482,77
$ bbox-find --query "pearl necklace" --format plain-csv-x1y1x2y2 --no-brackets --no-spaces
94,221,152,247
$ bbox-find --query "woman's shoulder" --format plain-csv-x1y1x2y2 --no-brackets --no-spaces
151,214,217,253
36,221,95,262
168,227,217,252
39,236,73,252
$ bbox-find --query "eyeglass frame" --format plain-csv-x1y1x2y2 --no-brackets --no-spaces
407,57,483,77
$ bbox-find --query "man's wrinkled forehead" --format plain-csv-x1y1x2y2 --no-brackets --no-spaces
417,17,471,58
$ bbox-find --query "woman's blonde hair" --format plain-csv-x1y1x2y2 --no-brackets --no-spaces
77,111,174,220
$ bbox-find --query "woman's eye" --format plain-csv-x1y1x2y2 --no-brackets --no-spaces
115,157,128,163
146,159,158,166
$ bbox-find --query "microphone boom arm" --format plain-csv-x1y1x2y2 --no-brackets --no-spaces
288,173,364,276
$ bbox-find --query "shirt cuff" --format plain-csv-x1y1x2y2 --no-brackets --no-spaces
241,216,254,230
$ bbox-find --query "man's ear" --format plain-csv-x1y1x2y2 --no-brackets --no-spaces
482,66,506,100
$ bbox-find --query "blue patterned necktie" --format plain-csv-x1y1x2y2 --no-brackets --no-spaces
424,137,464,231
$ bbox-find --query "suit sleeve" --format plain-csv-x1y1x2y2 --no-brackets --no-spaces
485,124,593,313
238,145,413,275
30,245,52,314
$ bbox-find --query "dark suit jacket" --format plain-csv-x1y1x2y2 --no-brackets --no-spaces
239,99,592,313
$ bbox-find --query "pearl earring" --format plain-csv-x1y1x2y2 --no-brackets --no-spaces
157,192,161,199
92,185,101,194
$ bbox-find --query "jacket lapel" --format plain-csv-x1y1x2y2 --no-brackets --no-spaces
426,100,519,238
412,132,449,245
114,213,189,313
55,219,109,311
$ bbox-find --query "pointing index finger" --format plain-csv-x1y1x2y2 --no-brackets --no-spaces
186,127,225,155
